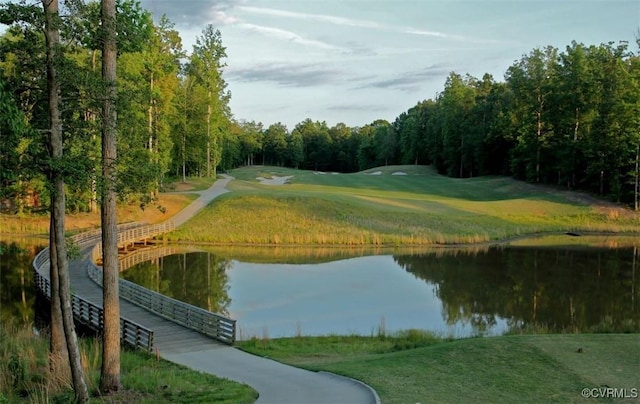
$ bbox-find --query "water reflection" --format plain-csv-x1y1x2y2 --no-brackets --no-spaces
396,246,639,334
124,242,639,338
0,239,46,325
122,250,231,315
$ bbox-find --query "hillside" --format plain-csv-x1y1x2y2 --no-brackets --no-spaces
168,166,640,245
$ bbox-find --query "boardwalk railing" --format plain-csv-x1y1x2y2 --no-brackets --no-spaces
88,262,236,345
92,221,174,264
90,220,237,345
118,246,178,272
32,247,154,352
71,221,147,247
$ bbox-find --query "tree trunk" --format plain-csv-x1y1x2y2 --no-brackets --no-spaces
207,91,212,177
48,214,67,374
148,74,154,154
100,0,120,393
635,143,639,211
182,130,186,182
43,0,89,401
536,109,542,183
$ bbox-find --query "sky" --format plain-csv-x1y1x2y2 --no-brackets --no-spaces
66,1,640,129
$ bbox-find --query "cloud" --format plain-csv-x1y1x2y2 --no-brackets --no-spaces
238,6,504,44
140,0,241,26
238,6,383,29
358,64,451,92
226,63,342,87
237,23,347,52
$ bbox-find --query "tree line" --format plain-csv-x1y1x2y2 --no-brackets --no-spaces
2,4,639,213
232,42,639,209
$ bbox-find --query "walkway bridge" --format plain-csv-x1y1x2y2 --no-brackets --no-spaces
32,219,236,352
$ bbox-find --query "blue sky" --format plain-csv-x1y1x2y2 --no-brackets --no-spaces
126,1,638,129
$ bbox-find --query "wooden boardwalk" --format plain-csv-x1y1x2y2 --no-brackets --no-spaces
34,177,237,354
32,239,227,354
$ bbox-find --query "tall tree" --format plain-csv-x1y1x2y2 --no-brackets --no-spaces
440,72,477,177
99,0,120,393
373,120,397,167
42,0,89,401
263,122,288,166
236,120,263,166
287,127,304,169
506,46,559,182
328,122,352,171
188,25,230,177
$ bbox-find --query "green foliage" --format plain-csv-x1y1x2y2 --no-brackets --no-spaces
65,236,80,260
0,2,42,26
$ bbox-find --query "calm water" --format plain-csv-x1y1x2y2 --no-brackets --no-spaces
121,242,640,339
0,238,46,324
2,239,638,339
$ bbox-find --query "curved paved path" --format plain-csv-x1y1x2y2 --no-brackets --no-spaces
142,175,379,404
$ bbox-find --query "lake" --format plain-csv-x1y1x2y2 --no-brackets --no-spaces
2,237,638,339
119,239,639,339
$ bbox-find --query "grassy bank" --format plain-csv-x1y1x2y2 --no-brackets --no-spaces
0,322,256,403
168,166,640,245
239,332,640,403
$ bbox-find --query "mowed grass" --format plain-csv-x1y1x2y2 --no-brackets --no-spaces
239,333,640,403
168,165,640,245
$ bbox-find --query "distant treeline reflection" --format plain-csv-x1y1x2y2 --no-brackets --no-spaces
396,246,639,334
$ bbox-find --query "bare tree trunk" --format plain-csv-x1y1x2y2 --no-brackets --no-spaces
635,143,639,211
90,51,99,213
48,214,67,370
148,74,154,154
43,0,89,401
536,109,541,183
206,91,212,177
100,0,120,393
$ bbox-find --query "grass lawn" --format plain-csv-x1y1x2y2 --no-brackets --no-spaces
168,165,640,245
239,333,640,403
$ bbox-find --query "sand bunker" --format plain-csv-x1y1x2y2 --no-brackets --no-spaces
256,175,292,185
366,171,383,175
392,172,408,175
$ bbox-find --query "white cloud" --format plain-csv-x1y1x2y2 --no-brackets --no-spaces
210,10,239,26
237,5,506,45
237,23,348,52
238,6,383,29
